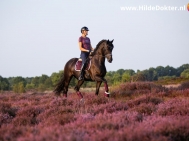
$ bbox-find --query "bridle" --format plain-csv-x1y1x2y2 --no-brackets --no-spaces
91,42,113,58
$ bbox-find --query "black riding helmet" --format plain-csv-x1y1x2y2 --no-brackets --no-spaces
81,26,89,33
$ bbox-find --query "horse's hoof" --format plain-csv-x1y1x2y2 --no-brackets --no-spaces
80,98,85,103
55,92,60,96
104,91,110,97
63,94,67,98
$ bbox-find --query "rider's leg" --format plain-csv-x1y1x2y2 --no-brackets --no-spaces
79,52,89,80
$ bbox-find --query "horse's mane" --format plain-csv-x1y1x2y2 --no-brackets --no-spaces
93,39,107,54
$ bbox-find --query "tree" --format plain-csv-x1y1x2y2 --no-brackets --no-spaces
117,69,125,75
131,72,146,82
124,69,135,76
50,71,64,86
18,82,25,93
12,77,26,92
13,82,25,93
25,83,35,90
0,76,10,91
31,76,40,87
176,64,189,76
13,84,18,93
121,72,131,82
146,67,158,81
25,77,33,84
69,77,76,87
38,84,46,92
39,74,49,84
112,73,121,85
105,75,113,85
181,69,189,78
161,65,176,76
44,78,53,88
156,66,164,77
13,76,26,87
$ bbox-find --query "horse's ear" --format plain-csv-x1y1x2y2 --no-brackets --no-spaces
107,39,109,43
111,39,114,43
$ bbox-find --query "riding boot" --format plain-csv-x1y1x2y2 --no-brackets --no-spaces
79,64,85,80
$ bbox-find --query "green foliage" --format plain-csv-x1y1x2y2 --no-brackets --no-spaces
50,71,63,86
112,73,121,85
25,83,35,90
11,77,26,93
31,76,40,87
85,81,94,88
176,64,189,76
69,77,76,88
155,77,189,85
38,84,46,92
181,69,189,78
39,74,49,84
0,76,10,91
124,69,135,75
158,75,176,80
44,78,53,89
13,82,25,93
25,77,33,84
13,76,26,87
1,63,189,92
117,69,125,75
121,72,131,82
131,72,146,82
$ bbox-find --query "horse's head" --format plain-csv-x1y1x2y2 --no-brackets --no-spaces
104,39,114,63
93,39,114,63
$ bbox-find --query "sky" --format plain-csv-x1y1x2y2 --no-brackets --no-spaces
0,0,189,77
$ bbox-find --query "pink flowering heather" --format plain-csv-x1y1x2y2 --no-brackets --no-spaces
0,82,189,141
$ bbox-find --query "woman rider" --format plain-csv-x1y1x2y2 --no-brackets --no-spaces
78,26,94,80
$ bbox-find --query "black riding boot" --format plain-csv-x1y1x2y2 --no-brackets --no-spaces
79,64,85,80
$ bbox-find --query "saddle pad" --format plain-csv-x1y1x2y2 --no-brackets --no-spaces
75,59,91,71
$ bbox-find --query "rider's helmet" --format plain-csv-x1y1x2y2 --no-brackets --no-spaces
81,26,89,33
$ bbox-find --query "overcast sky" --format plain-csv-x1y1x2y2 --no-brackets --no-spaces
0,0,189,77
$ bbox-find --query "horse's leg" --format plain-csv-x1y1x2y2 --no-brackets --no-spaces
74,80,84,99
54,58,77,97
94,76,110,97
62,75,73,98
104,81,110,97
95,81,102,96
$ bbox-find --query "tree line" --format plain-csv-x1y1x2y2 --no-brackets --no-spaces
0,64,189,93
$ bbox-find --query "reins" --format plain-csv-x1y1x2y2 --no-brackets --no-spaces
91,53,112,58
90,40,112,58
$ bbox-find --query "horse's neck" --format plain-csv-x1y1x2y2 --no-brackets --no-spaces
93,43,105,65
92,53,105,65
94,44,104,56
96,56,105,64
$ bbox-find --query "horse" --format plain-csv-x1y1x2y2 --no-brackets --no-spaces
54,39,114,99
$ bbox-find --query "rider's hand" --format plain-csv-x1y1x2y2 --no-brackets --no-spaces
89,50,94,55
87,50,91,53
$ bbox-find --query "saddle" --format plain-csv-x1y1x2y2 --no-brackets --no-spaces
75,58,91,71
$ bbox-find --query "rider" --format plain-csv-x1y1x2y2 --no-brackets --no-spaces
78,26,94,80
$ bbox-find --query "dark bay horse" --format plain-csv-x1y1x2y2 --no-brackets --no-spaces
54,39,114,99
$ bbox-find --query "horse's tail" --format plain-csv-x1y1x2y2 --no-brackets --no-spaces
53,76,65,95
53,58,77,95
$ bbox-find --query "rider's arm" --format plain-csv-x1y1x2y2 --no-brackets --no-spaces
78,42,90,52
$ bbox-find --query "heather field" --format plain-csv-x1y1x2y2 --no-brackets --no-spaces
1,82,189,141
